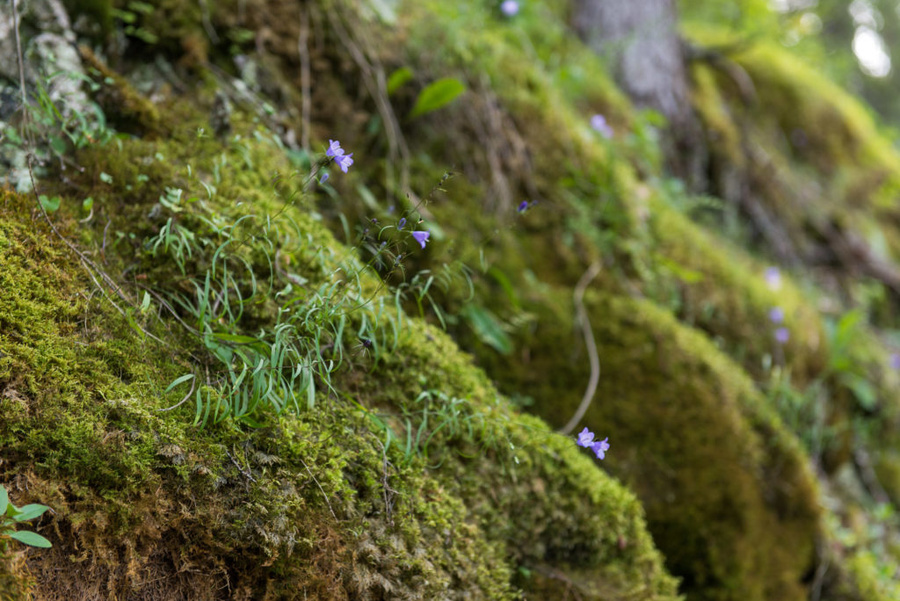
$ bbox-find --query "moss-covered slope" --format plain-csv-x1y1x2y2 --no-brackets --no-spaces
3,0,900,599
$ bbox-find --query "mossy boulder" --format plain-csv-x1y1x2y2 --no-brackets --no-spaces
477,287,820,601
0,130,679,600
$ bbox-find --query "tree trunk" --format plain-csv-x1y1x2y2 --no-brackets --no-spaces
572,0,706,189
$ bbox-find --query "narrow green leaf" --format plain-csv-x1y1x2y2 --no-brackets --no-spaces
164,373,194,395
306,371,316,411
9,530,52,548
0,486,8,512
842,374,878,411
409,78,466,119
49,135,67,156
212,333,260,344
460,304,513,355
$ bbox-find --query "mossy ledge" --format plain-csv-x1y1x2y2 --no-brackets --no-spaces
0,156,677,601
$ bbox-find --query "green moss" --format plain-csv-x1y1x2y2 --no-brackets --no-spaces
0,90,680,597
733,43,900,180
690,64,744,168
649,199,828,383
79,46,163,136
349,320,681,600
477,289,820,601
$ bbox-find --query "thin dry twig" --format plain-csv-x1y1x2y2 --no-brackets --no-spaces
560,262,602,435
226,448,257,482
299,457,337,520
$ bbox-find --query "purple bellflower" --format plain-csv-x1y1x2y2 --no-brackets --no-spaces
577,427,594,448
891,353,900,369
398,217,407,229
320,173,329,184
592,437,610,460
326,139,342,157
590,114,614,139
576,427,609,460
412,231,430,249
775,327,790,344
765,267,781,291
769,307,784,324
326,139,354,173
500,0,520,16
334,153,354,173
517,200,529,213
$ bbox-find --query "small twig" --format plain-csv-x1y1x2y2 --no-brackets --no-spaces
299,457,337,520
810,538,830,601
198,0,219,44
560,262,602,435
226,448,256,482
12,0,28,131
326,3,411,197
374,437,395,527
853,447,890,505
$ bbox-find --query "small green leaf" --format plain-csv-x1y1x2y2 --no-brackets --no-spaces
13,504,49,522
306,371,316,410
140,291,152,313
387,67,413,95
39,195,60,213
0,486,8,512
99,172,113,184
409,78,466,119
461,304,513,355
111,8,137,23
49,135,67,156
842,374,878,411
82,197,94,211
9,530,52,548
128,1,155,14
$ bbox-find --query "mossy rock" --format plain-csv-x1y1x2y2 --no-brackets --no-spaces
478,288,821,601
649,199,828,384
0,148,678,601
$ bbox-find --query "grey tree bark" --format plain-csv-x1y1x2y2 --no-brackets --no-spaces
572,0,706,189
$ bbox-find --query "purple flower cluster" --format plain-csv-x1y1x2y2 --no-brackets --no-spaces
395,216,429,249
576,428,609,460
765,268,789,345
326,139,354,173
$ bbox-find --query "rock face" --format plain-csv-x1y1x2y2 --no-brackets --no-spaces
2,0,899,600
1,0,92,191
